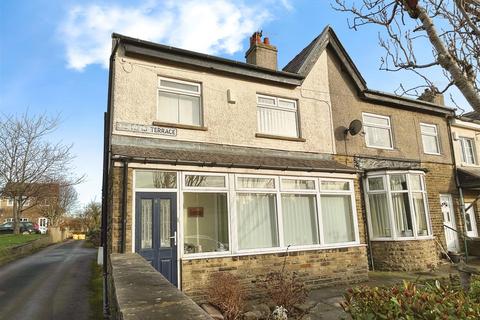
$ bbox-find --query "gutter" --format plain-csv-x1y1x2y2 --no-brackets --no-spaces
110,155,361,174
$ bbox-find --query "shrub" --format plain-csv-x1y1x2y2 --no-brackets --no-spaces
469,276,480,302
257,269,308,314
341,280,480,320
207,272,245,320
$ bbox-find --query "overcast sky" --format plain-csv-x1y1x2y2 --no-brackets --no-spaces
0,0,471,207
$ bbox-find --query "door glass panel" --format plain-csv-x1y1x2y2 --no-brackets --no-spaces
160,199,171,248
141,199,153,249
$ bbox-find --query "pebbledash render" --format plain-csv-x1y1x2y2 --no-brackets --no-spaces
102,26,458,301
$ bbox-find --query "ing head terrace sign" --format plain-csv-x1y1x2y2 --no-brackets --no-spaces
116,122,177,137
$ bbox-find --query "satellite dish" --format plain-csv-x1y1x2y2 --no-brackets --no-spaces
345,119,363,136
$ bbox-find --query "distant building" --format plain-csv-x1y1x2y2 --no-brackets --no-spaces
0,183,59,234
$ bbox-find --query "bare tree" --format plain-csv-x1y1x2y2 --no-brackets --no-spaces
38,183,78,228
80,201,101,232
333,0,480,111
0,112,83,234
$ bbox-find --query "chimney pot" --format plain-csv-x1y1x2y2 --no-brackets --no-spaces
245,32,277,70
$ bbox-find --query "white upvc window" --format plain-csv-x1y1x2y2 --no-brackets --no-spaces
181,172,230,256
365,171,431,241
460,137,477,165
234,175,358,253
157,77,202,126
4,218,13,223
420,123,440,155
6,198,14,207
257,94,299,138
362,113,393,149
20,218,29,222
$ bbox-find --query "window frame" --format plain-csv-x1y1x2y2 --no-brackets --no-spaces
256,94,300,138
362,112,394,150
365,170,432,241
132,169,361,260
460,136,477,165
156,76,203,127
134,169,179,192
420,123,441,155
182,172,229,191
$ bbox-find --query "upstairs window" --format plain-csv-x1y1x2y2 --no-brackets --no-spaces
362,113,393,149
157,77,202,126
257,95,299,138
420,123,440,155
460,137,477,165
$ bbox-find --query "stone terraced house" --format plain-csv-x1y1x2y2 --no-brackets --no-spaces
102,26,468,302
450,111,480,253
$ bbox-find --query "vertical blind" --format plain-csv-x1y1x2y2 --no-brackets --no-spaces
257,95,298,138
237,193,279,250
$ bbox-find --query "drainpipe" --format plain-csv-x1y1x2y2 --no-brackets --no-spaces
447,118,469,262
102,37,119,319
361,172,375,271
121,158,129,254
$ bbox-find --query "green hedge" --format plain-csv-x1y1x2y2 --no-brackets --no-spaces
342,279,480,320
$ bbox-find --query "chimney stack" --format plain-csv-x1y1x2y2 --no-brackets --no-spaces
245,31,277,70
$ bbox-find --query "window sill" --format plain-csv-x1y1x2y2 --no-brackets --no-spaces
370,236,434,242
365,145,395,150
255,133,306,142
152,121,208,131
181,242,365,260
423,152,442,156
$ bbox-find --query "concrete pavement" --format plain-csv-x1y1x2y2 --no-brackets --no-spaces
0,240,97,320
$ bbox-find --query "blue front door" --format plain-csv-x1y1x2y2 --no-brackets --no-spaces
135,192,178,286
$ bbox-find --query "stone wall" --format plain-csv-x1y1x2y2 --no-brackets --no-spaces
181,246,369,302
109,253,211,320
370,239,438,271
422,162,461,250
108,166,134,254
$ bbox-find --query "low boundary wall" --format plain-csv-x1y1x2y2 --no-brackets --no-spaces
109,253,211,320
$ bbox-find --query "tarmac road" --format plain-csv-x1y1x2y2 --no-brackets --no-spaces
0,240,97,320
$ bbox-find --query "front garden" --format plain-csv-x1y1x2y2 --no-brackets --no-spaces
200,259,480,320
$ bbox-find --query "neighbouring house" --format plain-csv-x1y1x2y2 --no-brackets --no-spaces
0,183,58,234
312,28,459,271
450,111,480,249
102,26,462,304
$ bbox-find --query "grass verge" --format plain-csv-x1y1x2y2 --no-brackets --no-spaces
0,234,45,250
89,259,104,320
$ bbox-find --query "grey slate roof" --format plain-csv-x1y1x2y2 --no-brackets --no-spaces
111,144,358,173
463,111,480,121
457,167,480,189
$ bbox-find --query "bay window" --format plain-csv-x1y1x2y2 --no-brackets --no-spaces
366,171,431,240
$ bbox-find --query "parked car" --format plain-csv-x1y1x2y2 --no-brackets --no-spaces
0,221,41,234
